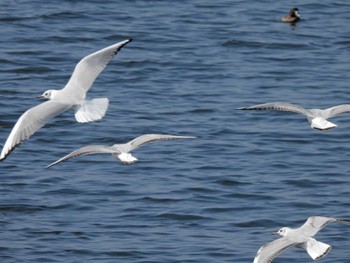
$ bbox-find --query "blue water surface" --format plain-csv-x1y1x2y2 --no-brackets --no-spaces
1,0,350,262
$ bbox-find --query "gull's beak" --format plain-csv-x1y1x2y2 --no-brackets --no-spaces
272,231,279,235
37,95,44,99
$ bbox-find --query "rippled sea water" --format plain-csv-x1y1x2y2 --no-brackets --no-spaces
1,1,350,262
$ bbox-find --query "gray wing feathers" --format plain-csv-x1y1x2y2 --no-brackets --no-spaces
64,39,132,96
46,145,119,168
323,104,350,119
238,102,309,116
301,216,337,237
0,101,70,161
254,237,297,263
125,134,196,152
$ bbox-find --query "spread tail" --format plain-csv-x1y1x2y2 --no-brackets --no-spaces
302,238,331,260
310,117,337,130
75,98,109,123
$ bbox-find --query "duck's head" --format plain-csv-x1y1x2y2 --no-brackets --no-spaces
290,8,301,18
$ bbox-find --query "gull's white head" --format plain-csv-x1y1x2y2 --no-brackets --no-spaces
273,227,291,237
117,152,138,164
37,89,56,100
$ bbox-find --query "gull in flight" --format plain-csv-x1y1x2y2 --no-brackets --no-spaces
238,102,350,130
254,216,350,263
46,134,196,168
0,39,132,161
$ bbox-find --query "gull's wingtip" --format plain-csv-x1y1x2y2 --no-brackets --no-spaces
45,163,53,169
0,150,5,161
337,218,350,225
45,160,60,169
45,158,62,168
112,38,133,55
123,38,133,45
0,149,10,161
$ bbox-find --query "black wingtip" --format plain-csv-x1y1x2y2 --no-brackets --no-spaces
0,146,17,162
337,219,350,225
123,39,132,46
114,38,133,55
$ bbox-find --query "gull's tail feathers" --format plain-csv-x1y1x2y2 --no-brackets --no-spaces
302,238,332,261
310,117,337,131
74,98,109,123
112,152,138,164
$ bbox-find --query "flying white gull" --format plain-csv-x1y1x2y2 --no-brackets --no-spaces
254,216,350,263
238,102,350,130
0,39,132,161
46,134,196,168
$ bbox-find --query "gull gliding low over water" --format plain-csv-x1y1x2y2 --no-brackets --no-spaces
0,39,132,161
46,134,196,168
254,216,350,263
238,102,350,130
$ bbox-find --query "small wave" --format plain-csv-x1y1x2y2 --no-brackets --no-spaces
223,39,308,49
39,11,87,19
156,212,211,221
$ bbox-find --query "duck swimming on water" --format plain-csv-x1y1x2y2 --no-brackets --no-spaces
282,7,301,23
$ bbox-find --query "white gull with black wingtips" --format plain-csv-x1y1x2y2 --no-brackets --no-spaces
46,134,196,168
238,102,350,130
0,39,132,161
254,216,350,263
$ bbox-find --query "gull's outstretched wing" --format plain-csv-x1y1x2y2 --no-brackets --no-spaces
238,102,309,116
63,39,132,100
301,216,350,237
0,101,71,161
46,145,119,168
322,104,350,119
254,237,297,263
120,134,196,152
